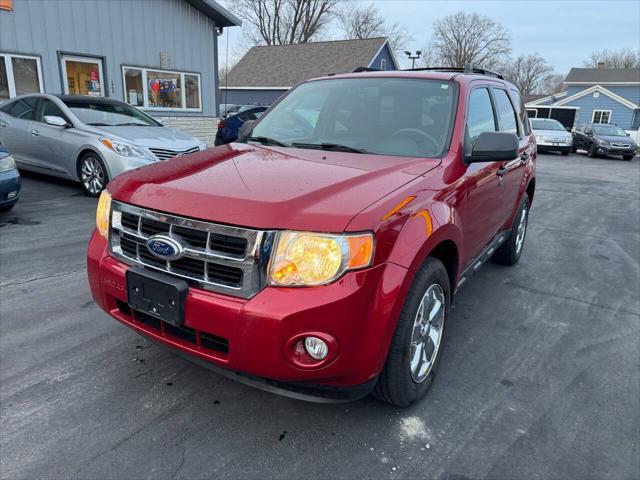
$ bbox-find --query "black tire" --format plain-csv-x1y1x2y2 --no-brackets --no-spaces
77,152,108,197
373,257,450,407
570,143,577,153
561,149,570,156
492,197,529,266
588,143,598,158
0,203,15,212
623,154,635,161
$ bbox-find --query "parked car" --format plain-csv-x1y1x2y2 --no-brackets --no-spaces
572,123,637,160
530,118,572,155
0,144,21,212
214,106,268,145
0,94,207,196
88,68,535,407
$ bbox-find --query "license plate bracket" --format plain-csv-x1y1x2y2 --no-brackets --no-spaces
126,267,188,326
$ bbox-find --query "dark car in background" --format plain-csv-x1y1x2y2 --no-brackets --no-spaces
214,106,268,145
0,145,21,212
572,123,636,160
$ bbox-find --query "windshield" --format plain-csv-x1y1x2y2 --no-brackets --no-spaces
593,124,627,136
531,119,566,131
248,77,456,157
64,100,160,126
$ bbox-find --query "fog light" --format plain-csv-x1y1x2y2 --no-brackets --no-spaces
304,336,328,360
7,191,17,199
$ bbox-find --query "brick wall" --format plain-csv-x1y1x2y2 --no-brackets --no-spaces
154,116,217,147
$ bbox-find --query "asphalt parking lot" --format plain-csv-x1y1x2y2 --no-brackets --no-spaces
1,152,638,479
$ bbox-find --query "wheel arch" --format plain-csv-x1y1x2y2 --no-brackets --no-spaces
75,148,110,181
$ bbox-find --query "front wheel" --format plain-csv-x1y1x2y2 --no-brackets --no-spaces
588,143,598,158
78,153,108,197
373,257,450,407
623,154,635,161
492,197,529,265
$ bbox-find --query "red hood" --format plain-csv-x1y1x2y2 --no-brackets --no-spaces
108,143,440,231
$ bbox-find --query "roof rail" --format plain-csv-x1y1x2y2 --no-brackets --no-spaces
402,64,504,80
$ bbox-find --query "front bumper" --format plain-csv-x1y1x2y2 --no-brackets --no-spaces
87,231,408,399
595,144,636,156
535,139,572,151
0,168,21,207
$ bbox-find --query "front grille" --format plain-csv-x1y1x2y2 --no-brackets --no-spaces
611,143,630,148
110,201,272,298
149,146,200,161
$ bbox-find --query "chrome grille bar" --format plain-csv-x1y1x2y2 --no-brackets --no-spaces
109,201,274,299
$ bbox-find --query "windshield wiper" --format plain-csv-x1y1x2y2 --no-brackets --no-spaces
292,142,371,154
115,122,148,126
85,122,114,126
245,136,290,147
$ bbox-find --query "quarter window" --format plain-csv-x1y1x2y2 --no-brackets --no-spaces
122,66,201,111
466,88,497,143
592,110,611,124
0,53,43,100
493,89,519,135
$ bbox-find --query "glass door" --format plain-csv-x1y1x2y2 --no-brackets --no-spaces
61,55,104,97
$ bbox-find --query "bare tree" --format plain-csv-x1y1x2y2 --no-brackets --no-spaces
429,12,511,69
336,1,411,52
583,48,640,69
230,0,338,46
539,73,566,95
501,53,553,94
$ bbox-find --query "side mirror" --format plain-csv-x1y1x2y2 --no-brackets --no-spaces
238,120,256,140
465,132,519,163
44,115,69,127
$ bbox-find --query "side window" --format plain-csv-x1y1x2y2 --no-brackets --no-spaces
37,99,67,123
493,89,518,135
6,97,38,120
510,89,530,136
466,88,497,143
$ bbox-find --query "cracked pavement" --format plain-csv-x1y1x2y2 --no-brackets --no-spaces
1,153,638,479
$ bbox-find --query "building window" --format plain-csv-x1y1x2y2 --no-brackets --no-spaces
122,66,201,111
0,53,43,100
61,54,105,97
380,59,387,70
592,110,611,124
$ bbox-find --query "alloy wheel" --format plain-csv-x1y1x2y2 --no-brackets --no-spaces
81,157,105,195
409,283,445,383
515,204,528,255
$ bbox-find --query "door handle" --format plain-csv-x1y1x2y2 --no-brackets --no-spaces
31,129,39,136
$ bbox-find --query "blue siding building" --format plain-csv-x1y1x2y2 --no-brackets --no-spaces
526,68,640,132
1,0,240,145
220,37,399,106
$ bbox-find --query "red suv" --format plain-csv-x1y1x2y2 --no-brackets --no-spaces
87,68,536,406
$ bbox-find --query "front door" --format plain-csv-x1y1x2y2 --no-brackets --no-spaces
0,96,40,165
460,87,506,268
61,55,105,97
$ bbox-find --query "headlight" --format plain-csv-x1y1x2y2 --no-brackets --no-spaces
96,190,112,238
100,137,150,159
0,154,16,173
268,231,374,286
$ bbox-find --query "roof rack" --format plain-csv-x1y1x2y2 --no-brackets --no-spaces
352,66,379,73
403,63,504,80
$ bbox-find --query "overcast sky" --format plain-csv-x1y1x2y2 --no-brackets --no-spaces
219,0,640,74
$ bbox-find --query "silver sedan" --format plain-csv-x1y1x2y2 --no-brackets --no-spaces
0,94,206,196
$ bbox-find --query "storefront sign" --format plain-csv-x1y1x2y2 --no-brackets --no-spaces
90,70,99,82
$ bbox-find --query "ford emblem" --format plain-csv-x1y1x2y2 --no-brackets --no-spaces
146,235,185,261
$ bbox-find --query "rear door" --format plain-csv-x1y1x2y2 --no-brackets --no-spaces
491,87,530,225
0,97,39,163
30,98,77,177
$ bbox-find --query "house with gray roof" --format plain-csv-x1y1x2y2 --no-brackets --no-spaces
525,67,640,132
220,37,399,106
